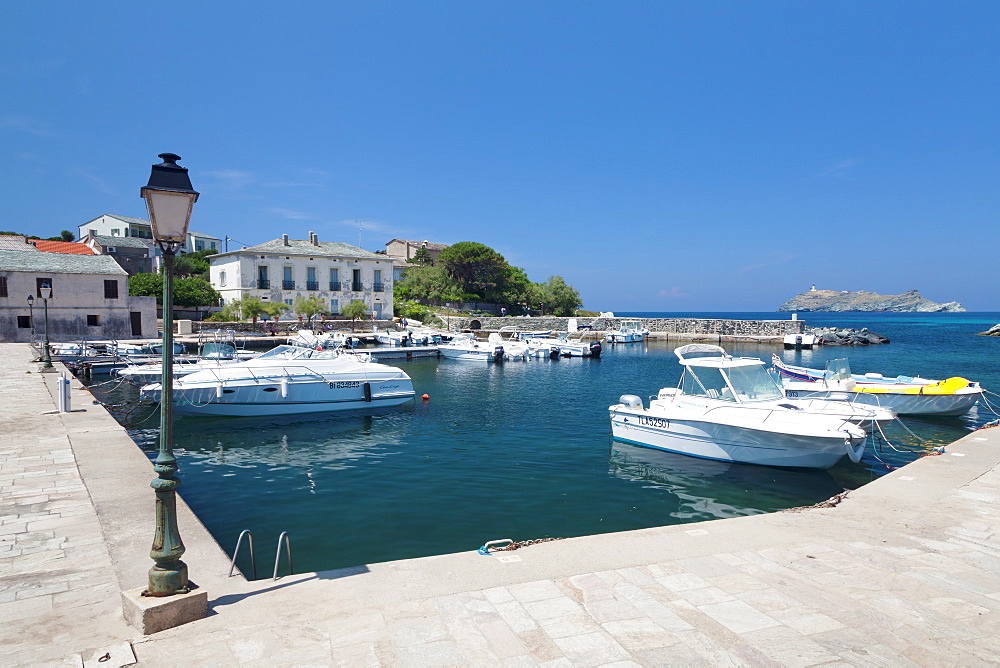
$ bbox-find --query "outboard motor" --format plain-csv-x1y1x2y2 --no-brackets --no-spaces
549,346,560,359
618,394,643,409
492,345,505,364
401,334,409,347
589,342,602,358
794,335,803,351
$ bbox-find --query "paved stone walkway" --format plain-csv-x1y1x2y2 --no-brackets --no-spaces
1,342,999,666
0,344,131,665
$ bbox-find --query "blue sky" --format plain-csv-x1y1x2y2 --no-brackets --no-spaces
3,2,997,311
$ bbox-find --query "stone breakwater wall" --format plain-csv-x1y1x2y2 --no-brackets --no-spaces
455,317,805,338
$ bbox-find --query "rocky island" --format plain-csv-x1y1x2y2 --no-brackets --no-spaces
779,288,965,313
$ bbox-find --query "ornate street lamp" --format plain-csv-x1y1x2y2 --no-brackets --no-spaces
26,294,35,339
39,283,53,369
140,153,199,597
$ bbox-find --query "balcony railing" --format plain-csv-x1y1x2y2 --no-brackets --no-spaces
351,282,363,292
329,281,342,291
306,281,319,291
257,279,270,289
373,283,384,292
282,280,296,290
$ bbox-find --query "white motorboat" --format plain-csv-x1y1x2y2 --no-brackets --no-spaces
608,344,886,468
140,345,413,417
437,333,506,362
783,333,819,350
772,355,983,417
487,333,529,360
521,332,602,358
605,320,649,343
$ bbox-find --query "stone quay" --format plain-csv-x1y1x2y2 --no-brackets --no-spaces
2,342,999,665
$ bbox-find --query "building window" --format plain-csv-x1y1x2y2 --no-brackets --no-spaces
282,266,294,291
111,229,120,236
284,298,293,307
219,271,227,287
104,280,119,299
352,269,362,292
373,270,383,292
87,315,100,326
306,267,318,291
330,299,339,314
329,268,340,291
0,276,7,297
195,240,205,251
257,265,269,290
36,278,53,298
17,316,31,328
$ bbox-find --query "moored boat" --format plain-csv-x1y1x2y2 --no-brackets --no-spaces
140,345,413,417
609,344,884,468
772,355,983,416
605,320,649,343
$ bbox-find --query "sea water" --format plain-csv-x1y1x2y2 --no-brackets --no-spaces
92,312,1000,576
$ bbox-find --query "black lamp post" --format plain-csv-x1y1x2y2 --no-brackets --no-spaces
39,283,53,370
141,153,199,597
26,294,35,339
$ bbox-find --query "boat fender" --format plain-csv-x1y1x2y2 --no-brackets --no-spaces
590,342,602,358
280,378,289,398
493,346,505,364
847,438,865,464
215,382,224,399
363,382,372,402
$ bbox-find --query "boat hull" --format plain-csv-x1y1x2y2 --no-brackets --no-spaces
609,408,859,468
143,377,414,417
783,387,980,416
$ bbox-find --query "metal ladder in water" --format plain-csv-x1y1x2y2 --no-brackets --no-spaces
229,530,293,581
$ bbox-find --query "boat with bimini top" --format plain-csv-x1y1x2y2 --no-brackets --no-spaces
608,344,892,468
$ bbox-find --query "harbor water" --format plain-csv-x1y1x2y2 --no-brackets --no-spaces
89,312,1000,576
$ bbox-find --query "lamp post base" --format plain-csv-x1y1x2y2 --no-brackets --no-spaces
145,559,190,597
122,584,207,635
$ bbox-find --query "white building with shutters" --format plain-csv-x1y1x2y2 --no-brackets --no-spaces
208,233,393,319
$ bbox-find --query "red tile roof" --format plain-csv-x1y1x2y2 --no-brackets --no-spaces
32,240,96,255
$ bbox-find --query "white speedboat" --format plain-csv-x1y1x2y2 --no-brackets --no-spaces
608,344,885,468
605,320,649,343
140,345,413,417
772,355,983,417
438,333,506,362
783,333,819,350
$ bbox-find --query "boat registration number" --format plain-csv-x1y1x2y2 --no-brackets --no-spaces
638,416,668,428
329,381,362,389
785,390,800,397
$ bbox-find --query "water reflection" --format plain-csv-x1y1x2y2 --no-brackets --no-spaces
608,441,846,520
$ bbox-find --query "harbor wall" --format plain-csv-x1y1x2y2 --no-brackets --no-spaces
453,316,805,338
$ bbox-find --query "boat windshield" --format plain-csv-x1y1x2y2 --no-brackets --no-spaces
725,365,784,402
681,366,734,401
824,358,852,383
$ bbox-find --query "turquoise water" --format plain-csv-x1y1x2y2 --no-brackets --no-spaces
92,312,1000,576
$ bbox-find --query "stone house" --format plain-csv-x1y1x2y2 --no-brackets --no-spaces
0,250,157,342
385,238,449,281
209,233,393,319
81,232,154,275
78,213,222,255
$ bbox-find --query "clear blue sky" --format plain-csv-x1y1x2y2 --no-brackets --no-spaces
3,2,997,311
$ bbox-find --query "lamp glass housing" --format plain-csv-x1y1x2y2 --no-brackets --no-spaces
142,189,196,243
39,284,52,299
26,295,34,305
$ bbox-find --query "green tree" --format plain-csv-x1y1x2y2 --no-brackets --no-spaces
409,246,433,266
128,273,163,302
223,296,268,323
394,264,464,303
292,295,329,326
538,275,582,316
173,277,220,307
340,300,369,332
60,230,74,242
437,241,512,302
